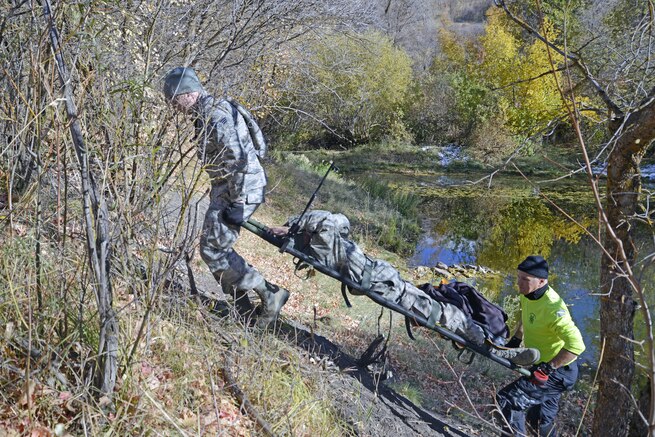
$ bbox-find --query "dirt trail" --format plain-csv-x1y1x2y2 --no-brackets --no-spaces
163,189,481,436
274,319,473,436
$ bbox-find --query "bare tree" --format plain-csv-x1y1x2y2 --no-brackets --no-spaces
0,0,382,423
150,0,375,100
494,1,655,435
43,0,118,399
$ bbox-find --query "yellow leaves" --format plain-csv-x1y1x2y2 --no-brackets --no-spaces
448,11,570,135
437,28,466,69
316,30,413,109
479,12,520,82
478,198,589,272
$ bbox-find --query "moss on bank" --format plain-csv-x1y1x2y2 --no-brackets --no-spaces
283,141,604,182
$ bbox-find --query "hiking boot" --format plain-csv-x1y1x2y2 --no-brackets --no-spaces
233,290,256,318
253,280,290,327
490,346,540,366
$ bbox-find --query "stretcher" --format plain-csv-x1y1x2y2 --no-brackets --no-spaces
242,218,531,376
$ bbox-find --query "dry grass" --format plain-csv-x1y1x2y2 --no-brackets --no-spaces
0,158,594,436
0,191,357,436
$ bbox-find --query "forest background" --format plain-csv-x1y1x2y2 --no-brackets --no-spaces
2,0,655,436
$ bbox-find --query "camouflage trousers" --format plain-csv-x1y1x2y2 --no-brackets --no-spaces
496,362,578,436
200,194,264,294
344,249,485,345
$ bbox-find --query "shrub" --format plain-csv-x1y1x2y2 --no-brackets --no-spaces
277,31,414,147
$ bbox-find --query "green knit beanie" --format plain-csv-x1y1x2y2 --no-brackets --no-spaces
162,67,204,100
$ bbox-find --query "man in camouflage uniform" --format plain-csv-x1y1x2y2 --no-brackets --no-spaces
274,211,540,366
163,66,289,326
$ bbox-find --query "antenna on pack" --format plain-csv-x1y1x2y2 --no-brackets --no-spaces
279,161,337,253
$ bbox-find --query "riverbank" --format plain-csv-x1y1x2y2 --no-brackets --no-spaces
265,154,422,255
282,141,655,186
0,155,596,436
259,158,596,435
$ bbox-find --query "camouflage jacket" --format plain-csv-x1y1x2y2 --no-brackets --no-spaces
194,95,267,204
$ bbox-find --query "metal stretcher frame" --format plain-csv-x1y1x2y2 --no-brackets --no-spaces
242,218,531,377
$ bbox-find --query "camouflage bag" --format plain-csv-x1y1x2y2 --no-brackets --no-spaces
227,99,267,159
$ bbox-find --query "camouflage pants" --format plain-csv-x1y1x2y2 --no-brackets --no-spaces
200,194,264,294
345,243,485,345
496,362,578,436
342,242,433,319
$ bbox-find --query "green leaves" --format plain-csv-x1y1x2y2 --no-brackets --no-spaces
283,31,414,146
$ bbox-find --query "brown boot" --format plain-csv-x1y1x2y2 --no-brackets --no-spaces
253,281,290,327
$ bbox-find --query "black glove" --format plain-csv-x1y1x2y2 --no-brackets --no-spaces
530,362,555,385
222,202,246,226
506,336,522,348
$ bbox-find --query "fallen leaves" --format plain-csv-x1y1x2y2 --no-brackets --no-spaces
18,380,37,408
27,426,52,437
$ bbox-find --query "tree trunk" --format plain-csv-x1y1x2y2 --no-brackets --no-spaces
490,3,655,434
594,156,638,436
593,106,655,436
43,0,118,400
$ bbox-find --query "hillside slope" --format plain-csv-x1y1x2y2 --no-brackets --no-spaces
159,184,483,435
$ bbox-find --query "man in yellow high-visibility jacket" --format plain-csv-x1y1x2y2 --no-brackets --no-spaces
496,255,585,436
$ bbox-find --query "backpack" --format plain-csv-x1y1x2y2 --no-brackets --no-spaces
419,282,509,346
227,99,267,159
286,210,351,269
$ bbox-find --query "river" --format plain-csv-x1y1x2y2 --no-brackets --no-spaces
373,169,655,366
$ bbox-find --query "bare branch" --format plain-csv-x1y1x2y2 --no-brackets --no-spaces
42,0,118,399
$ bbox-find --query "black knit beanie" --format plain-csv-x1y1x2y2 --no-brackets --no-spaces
517,255,549,279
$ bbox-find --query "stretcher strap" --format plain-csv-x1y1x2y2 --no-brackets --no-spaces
361,258,374,290
341,283,353,308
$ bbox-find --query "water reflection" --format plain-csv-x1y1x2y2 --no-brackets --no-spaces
341,164,655,376
369,169,655,367
411,193,594,273
395,174,614,366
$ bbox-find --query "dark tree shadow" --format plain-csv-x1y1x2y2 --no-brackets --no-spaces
273,319,472,437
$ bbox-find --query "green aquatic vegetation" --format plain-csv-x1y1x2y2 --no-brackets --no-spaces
266,157,421,255
411,177,598,211
287,143,591,179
